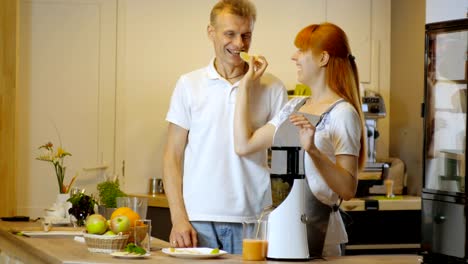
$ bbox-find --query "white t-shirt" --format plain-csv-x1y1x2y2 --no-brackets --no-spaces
166,59,287,223
269,97,361,245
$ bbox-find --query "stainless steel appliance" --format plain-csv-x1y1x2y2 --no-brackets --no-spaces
356,94,390,197
421,18,468,263
362,94,386,164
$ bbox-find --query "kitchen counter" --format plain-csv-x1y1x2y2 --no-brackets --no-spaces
132,193,169,208
130,193,421,211
341,195,421,211
131,193,422,253
0,221,422,264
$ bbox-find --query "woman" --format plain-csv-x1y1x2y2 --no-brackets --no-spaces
234,22,366,256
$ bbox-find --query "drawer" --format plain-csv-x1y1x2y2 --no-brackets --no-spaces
346,210,420,245
421,198,466,258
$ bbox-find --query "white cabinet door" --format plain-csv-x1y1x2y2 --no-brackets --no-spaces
17,0,117,217
327,0,372,83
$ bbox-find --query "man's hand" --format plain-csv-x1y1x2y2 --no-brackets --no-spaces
169,219,198,248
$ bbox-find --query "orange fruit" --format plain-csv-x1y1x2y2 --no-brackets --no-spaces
110,207,141,227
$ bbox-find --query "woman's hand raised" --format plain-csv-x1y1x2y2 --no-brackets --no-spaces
289,113,317,152
240,53,268,87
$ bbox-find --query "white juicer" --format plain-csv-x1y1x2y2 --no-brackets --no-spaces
267,177,309,259
266,112,322,260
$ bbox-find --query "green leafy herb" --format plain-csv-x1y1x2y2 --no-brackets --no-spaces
210,248,219,254
124,242,146,255
97,179,127,208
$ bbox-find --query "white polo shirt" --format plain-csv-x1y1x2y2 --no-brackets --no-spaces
166,59,287,223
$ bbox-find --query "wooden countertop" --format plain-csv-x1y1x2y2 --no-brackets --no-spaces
341,195,421,211
0,221,421,264
131,193,169,208
130,193,421,211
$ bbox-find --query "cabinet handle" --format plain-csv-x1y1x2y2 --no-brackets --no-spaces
82,165,108,171
434,214,446,224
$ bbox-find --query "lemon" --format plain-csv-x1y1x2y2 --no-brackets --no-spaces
210,248,220,254
240,52,250,62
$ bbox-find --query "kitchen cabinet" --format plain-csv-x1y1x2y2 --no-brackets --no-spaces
147,206,171,242
17,0,117,217
342,196,421,255
1,0,18,218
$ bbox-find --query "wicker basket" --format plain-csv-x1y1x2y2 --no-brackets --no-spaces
83,232,129,253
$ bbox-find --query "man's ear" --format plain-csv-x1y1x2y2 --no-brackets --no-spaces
207,24,215,40
320,51,330,67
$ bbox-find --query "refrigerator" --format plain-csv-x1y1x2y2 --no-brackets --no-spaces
421,18,468,263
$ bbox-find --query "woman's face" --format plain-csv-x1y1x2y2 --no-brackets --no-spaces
291,49,322,86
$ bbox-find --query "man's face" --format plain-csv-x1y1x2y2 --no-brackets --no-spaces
208,11,254,67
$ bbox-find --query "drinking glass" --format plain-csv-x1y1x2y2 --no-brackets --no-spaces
134,219,152,254
384,179,395,198
242,220,268,261
116,196,148,219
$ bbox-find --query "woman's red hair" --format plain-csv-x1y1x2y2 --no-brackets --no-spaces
295,22,366,170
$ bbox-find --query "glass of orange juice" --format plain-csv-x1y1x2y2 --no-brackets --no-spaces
242,220,268,261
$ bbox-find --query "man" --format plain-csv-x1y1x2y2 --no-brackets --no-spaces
163,0,287,254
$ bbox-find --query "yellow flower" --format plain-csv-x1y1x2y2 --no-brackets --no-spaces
56,147,71,159
57,147,64,157
36,141,75,194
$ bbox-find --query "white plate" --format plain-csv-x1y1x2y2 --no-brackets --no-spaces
110,252,151,259
162,247,227,259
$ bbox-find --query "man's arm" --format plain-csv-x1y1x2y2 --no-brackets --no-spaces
162,123,197,247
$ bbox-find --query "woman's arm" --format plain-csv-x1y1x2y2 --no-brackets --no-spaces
308,152,358,200
234,56,276,156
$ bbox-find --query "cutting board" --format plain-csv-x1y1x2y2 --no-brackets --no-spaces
21,230,83,237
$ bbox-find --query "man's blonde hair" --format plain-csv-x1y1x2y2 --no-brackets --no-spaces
210,0,256,26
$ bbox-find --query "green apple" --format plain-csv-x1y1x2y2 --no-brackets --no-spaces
85,214,107,235
110,215,131,233
103,230,116,236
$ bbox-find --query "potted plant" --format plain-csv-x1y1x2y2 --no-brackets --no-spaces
67,192,97,227
96,176,127,219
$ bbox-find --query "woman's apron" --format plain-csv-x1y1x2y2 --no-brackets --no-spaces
292,98,346,258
